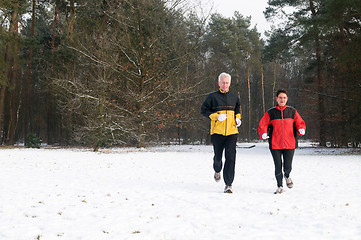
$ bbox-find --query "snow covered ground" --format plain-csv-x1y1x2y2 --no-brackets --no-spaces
1,142,360,240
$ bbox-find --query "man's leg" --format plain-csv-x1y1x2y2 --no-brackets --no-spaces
270,149,283,187
223,134,237,186
211,134,224,174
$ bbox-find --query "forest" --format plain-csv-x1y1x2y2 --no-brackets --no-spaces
1,0,360,150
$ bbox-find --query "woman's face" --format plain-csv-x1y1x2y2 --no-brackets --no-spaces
276,92,288,107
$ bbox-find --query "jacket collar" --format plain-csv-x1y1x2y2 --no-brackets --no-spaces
219,88,229,94
276,104,287,110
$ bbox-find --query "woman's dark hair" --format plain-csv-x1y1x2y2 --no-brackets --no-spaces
276,89,288,97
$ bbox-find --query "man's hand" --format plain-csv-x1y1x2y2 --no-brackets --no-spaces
236,118,241,127
217,114,227,121
299,129,305,135
262,133,269,140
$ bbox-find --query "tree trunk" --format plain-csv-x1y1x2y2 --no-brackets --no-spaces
0,45,10,142
0,2,19,144
246,52,251,140
5,1,20,145
137,115,146,148
47,2,59,144
272,60,277,102
261,64,265,113
137,74,146,148
7,33,20,144
309,0,326,146
0,86,5,142
24,0,36,143
68,0,75,42
52,3,58,53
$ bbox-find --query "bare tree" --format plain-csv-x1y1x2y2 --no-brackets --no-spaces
50,0,204,149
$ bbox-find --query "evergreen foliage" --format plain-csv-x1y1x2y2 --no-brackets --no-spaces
25,133,42,148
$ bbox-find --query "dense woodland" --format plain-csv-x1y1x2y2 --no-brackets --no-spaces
0,0,360,149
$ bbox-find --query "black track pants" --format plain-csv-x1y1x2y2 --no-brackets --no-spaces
270,149,295,187
211,134,238,186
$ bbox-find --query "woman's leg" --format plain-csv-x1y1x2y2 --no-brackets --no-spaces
270,149,283,187
283,149,295,178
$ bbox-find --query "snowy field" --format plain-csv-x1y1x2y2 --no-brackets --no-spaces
1,142,360,240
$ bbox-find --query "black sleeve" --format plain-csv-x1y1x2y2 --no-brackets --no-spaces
201,94,213,118
234,95,241,116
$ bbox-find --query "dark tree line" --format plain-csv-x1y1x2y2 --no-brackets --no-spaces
0,0,360,149
264,0,361,147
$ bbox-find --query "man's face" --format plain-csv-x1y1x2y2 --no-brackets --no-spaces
276,93,288,107
218,77,231,92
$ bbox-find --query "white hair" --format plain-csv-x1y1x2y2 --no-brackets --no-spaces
218,72,231,82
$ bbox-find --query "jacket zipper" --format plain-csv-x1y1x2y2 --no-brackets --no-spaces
225,92,228,135
281,107,285,148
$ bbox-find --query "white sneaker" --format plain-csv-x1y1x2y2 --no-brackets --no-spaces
214,172,221,182
274,186,284,194
224,185,233,193
285,177,293,188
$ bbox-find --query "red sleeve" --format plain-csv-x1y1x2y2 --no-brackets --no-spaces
294,111,306,135
258,112,270,139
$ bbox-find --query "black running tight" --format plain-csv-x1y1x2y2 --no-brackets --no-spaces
270,149,295,187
